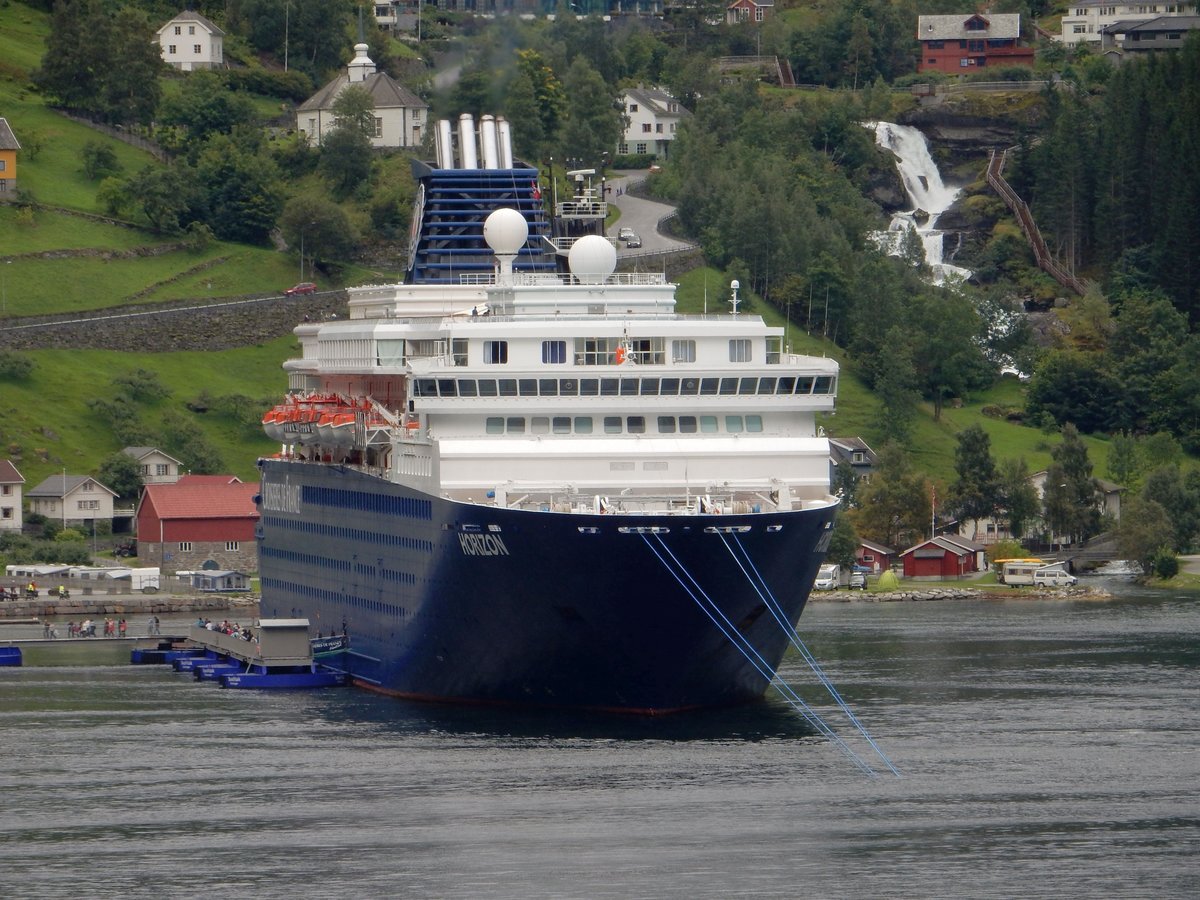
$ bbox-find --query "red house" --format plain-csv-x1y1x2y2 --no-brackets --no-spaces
916,13,1035,74
136,475,259,573
899,535,986,580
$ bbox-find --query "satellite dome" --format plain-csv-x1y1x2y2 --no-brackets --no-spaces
568,234,617,284
484,208,528,255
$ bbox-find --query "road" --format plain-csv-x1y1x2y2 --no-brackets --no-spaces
604,172,697,257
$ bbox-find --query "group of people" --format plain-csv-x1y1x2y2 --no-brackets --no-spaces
62,617,126,638
198,617,254,641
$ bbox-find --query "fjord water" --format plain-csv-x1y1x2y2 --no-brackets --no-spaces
1,583,1197,899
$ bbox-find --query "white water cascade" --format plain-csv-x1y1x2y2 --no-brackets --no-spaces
869,121,971,285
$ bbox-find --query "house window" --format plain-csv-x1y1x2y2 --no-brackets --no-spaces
729,339,752,362
483,341,508,364
618,143,628,155
0,160,5,171
75,500,98,511
927,40,944,49
755,8,764,21
188,25,195,34
225,541,240,552
168,44,177,54
852,451,865,463
156,464,170,476
635,143,647,154
193,44,202,54
1,507,11,520
642,123,652,133
656,124,663,133
178,542,192,552
629,103,639,112
374,117,383,138
542,340,567,364
82,482,94,492
2,484,10,495
174,26,181,34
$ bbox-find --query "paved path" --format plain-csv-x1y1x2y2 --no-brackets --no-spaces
605,172,697,257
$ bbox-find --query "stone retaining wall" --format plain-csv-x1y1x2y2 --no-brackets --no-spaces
0,594,257,619
0,293,343,352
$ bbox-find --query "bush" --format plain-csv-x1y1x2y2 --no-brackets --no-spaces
613,153,656,170
221,68,314,103
0,351,35,380
1152,549,1179,579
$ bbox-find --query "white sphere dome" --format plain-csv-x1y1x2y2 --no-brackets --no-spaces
568,234,617,284
483,208,528,255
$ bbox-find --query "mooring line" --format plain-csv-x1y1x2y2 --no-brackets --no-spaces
720,533,901,777
641,534,878,776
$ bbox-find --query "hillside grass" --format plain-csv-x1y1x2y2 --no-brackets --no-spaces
1,340,293,487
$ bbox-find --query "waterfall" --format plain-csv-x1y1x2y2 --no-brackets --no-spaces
869,122,971,285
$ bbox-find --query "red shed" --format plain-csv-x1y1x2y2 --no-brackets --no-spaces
899,535,986,580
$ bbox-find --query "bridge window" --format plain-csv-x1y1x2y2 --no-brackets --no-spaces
672,339,696,363
574,417,593,434
486,417,503,434
542,340,567,364
658,416,676,433
729,339,752,362
604,416,622,434
627,416,646,434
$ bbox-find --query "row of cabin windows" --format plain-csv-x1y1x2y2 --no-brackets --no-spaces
412,374,835,399
478,338,776,367
485,415,765,435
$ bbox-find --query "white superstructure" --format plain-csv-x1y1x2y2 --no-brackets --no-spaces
271,210,837,517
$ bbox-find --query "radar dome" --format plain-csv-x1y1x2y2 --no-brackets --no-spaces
568,234,617,284
484,208,528,255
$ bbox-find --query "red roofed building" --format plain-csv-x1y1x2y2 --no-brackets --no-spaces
136,474,259,573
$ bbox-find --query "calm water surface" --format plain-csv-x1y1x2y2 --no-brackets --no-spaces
1,580,1197,899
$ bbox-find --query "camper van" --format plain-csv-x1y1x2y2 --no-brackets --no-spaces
1033,568,1077,588
1001,560,1076,588
814,564,841,591
998,559,1045,586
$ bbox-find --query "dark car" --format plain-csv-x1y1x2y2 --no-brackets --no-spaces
285,282,317,296
624,234,642,249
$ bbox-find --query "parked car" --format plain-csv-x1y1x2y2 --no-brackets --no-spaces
624,233,642,248
617,226,636,241
285,282,317,296
849,571,867,590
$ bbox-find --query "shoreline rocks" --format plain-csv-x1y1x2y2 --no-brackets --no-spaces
810,585,1114,603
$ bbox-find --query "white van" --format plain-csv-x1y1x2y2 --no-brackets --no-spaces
1033,568,1077,588
814,564,841,591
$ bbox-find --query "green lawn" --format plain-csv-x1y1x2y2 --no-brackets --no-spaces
2,340,294,488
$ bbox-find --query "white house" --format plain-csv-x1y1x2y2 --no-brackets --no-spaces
122,447,183,485
296,42,428,149
0,459,24,532
955,469,1123,545
26,474,118,527
158,11,225,71
617,87,691,160
1058,1,1197,47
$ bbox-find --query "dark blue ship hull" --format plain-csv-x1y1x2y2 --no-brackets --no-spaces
256,459,836,713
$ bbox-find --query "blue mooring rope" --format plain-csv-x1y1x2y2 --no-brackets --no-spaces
641,534,878,776
722,533,901,777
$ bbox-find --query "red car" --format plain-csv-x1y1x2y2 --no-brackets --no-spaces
285,282,317,296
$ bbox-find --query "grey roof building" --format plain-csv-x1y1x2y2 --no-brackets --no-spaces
296,42,428,149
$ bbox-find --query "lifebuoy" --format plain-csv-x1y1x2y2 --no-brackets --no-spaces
615,346,626,364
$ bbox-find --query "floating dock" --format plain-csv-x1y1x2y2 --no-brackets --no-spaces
144,618,346,689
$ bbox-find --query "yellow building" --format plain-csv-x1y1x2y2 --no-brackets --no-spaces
0,117,18,196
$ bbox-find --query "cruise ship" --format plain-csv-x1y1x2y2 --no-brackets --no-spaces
255,115,840,713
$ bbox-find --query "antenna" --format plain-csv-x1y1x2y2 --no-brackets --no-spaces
730,279,740,316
